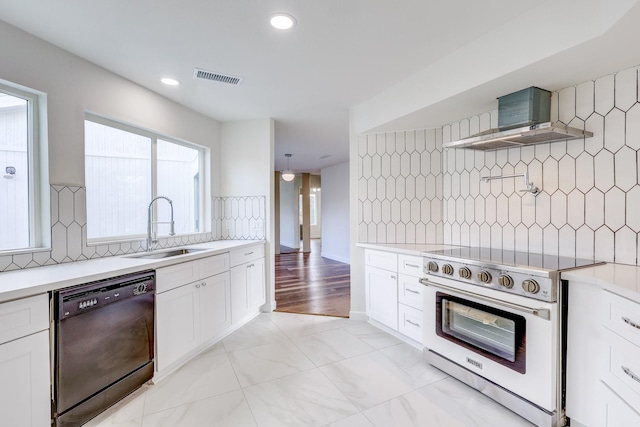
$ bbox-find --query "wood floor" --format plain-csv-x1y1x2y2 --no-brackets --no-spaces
275,240,350,317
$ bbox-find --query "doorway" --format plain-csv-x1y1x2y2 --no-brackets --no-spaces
274,239,350,317
274,172,350,317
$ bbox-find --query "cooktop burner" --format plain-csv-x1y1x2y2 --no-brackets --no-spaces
425,247,602,273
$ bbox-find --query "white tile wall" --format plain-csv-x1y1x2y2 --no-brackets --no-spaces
357,129,443,244
442,65,640,263
358,65,640,265
0,187,265,272
212,196,266,240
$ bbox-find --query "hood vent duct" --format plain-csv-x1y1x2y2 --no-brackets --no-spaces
443,87,593,150
193,68,244,85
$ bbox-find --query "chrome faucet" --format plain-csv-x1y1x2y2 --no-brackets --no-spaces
147,196,175,251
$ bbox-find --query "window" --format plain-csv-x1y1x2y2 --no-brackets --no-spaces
298,194,317,226
84,115,204,242
0,83,47,252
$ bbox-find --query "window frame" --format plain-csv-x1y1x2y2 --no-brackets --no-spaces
84,113,207,244
0,80,49,253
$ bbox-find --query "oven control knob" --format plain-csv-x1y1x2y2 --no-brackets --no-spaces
459,267,472,279
427,261,439,273
442,264,454,275
522,279,540,294
477,270,492,283
498,274,514,289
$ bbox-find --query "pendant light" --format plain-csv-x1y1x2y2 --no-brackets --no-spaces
281,154,295,181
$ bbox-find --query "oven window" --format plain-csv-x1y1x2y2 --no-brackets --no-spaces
436,292,526,373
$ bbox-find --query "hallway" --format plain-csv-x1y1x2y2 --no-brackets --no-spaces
275,240,350,317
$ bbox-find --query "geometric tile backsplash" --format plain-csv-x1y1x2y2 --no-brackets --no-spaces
358,129,444,245
213,196,266,241
359,64,640,265
0,187,265,272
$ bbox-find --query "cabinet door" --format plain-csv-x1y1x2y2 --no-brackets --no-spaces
0,330,50,427
365,265,398,330
199,272,231,343
248,257,266,310
156,283,200,371
598,382,640,426
230,265,250,324
566,281,603,425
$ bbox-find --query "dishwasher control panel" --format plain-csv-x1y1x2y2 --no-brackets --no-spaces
55,270,155,319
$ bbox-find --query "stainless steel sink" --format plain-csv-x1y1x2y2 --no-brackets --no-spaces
127,248,207,259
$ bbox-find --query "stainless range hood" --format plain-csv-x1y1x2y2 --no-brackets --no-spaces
443,87,593,150
443,122,594,151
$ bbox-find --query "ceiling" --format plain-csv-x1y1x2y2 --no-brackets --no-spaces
0,0,638,174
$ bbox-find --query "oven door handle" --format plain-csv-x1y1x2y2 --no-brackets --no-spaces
419,278,551,321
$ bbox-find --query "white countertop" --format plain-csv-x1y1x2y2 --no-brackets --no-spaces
0,240,264,303
356,242,460,256
562,263,640,303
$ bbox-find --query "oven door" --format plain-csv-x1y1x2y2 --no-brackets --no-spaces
436,292,526,374
422,276,557,412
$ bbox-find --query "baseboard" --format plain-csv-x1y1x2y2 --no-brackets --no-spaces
262,300,277,312
368,319,423,350
321,251,350,264
349,310,368,321
280,241,299,249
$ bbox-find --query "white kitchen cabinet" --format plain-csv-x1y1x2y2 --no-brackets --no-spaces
230,257,265,324
155,252,234,375
156,252,229,293
365,249,397,272
365,264,398,330
364,249,426,342
566,281,640,426
398,302,423,342
230,245,265,325
0,295,50,427
598,381,640,426
199,273,231,343
156,271,231,372
156,280,200,371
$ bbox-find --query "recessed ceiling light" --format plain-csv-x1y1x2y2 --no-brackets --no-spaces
161,77,180,86
270,13,296,30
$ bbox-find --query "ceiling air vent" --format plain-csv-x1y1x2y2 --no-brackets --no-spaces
193,68,243,85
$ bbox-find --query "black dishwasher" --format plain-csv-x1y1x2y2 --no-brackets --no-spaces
52,270,155,427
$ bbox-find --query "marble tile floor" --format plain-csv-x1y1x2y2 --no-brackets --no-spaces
86,312,535,427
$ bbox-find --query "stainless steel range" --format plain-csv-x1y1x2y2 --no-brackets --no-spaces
420,247,602,427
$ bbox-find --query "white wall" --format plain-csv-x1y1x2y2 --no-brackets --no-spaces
279,176,299,248
0,19,221,189
0,19,227,271
220,119,275,310
321,162,350,263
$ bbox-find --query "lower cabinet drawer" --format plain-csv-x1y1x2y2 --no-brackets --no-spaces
397,254,423,277
0,294,49,345
230,245,264,267
364,249,397,272
603,290,640,348
398,274,423,310
602,330,640,410
398,303,423,344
